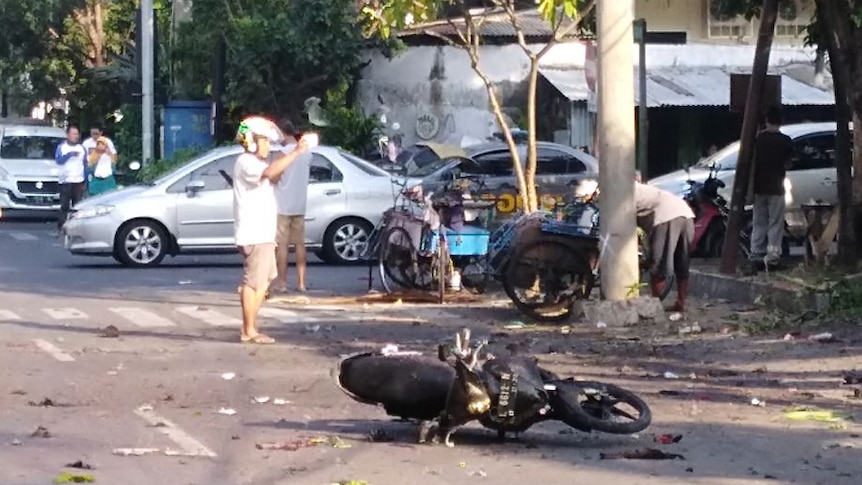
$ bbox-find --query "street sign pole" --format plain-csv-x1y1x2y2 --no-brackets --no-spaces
141,0,154,165
634,19,648,178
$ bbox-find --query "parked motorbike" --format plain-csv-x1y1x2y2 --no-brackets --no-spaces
683,166,728,257
335,329,652,446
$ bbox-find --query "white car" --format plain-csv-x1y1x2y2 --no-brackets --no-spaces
648,122,844,237
63,145,421,267
0,120,66,211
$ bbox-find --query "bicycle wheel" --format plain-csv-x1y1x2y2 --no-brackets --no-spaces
552,380,652,435
378,226,422,293
503,239,593,323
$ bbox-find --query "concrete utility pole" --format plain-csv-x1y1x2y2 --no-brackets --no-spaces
141,0,154,165
719,0,779,273
597,0,639,300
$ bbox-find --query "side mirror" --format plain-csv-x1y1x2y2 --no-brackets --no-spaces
128,161,141,171
186,179,205,196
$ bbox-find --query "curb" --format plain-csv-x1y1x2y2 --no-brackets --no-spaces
689,269,832,313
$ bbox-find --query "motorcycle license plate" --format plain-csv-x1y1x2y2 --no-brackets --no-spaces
497,372,519,419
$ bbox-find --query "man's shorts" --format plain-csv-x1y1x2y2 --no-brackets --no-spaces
277,214,305,247
239,243,278,291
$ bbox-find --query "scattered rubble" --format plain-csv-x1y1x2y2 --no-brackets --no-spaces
31,426,51,438
600,448,685,460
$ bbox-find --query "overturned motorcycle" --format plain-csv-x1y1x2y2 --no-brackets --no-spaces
335,329,651,446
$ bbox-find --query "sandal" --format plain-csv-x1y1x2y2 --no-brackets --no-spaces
240,334,275,344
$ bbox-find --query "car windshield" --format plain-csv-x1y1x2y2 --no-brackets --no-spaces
692,141,740,171
0,135,64,160
410,157,458,178
148,149,229,186
339,151,390,177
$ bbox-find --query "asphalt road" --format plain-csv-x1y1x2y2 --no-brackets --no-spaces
1,217,859,485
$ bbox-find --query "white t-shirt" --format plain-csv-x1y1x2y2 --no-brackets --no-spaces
55,142,87,184
233,152,277,246
634,182,694,230
274,145,311,216
83,137,117,178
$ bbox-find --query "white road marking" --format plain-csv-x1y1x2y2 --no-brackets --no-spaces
134,406,217,458
32,339,75,362
109,307,176,328
0,309,22,321
43,307,88,320
8,232,38,241
259,307,329,323
176,306,240,327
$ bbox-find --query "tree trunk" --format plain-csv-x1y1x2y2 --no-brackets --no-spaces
817,6,857,266
524,57,540,213
482,79,529,212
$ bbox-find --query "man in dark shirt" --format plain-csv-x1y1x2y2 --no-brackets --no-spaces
751,107,794,264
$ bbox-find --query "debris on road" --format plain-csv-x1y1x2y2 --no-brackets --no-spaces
706,369,740,378
669,312,683,322
137,404,153,412
658,390,681,396
653,434,682,444
472,470,488,477
560,326,571,335
217,407,237,416
11,389,26,395
310,436,352,448
503,321,532,330
304,324,321,333
600,448,685,460
11,438,22,446
663,371,680,379
221,372,236,380
54,472,95,483
843,371,862,385
98,325,120,338
31,426,51,438
367,429,394,443
28,398,55,407
112,448,160,456
595,322,607,329
256,441,312,451
65,461,93,470
254,396,270,404
273,398,291,405
750,398,766,407
808,332,836,343
329,481,368,485
783,407,850,423
678,323,702,336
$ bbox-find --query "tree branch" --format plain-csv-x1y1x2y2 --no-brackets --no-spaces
537,0,596,59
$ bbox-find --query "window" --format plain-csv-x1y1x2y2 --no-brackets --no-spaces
168,154,237,193
707,0,753,39
0,135,65,160
470,151,515,177
309,154,343,183
775,0,812,38
339,151,389,177
791,133,836,171
535,148,587,175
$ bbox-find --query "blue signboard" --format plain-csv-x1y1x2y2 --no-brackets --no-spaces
162,100,213,159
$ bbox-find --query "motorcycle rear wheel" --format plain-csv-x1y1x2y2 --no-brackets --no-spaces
552,380,652,435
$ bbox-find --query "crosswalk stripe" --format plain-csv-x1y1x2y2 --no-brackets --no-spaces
109,307,176,328
43,307,88,320
0,309,22,321
259,307,330,323
32,339,75,362
176,306,240,327
8,232,38,241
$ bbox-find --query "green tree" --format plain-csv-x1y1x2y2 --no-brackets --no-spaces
172,0,381,137
360,0,593,213
722,0,858,265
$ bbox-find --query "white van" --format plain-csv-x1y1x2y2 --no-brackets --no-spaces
0,119,67,211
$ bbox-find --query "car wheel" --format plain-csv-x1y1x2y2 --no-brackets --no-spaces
114,220,168,268
322,217,373,265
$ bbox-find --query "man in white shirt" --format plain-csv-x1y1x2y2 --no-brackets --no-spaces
634,181,695,313
54,125,87,230
273,119,312,293
233,117,309,344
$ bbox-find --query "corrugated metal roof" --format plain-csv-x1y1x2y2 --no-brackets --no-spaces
400,9,579,39
539,67,835,107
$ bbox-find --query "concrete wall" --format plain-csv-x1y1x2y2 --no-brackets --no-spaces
357,44,539,148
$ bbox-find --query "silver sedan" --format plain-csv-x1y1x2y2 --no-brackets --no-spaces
63,145,419,267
